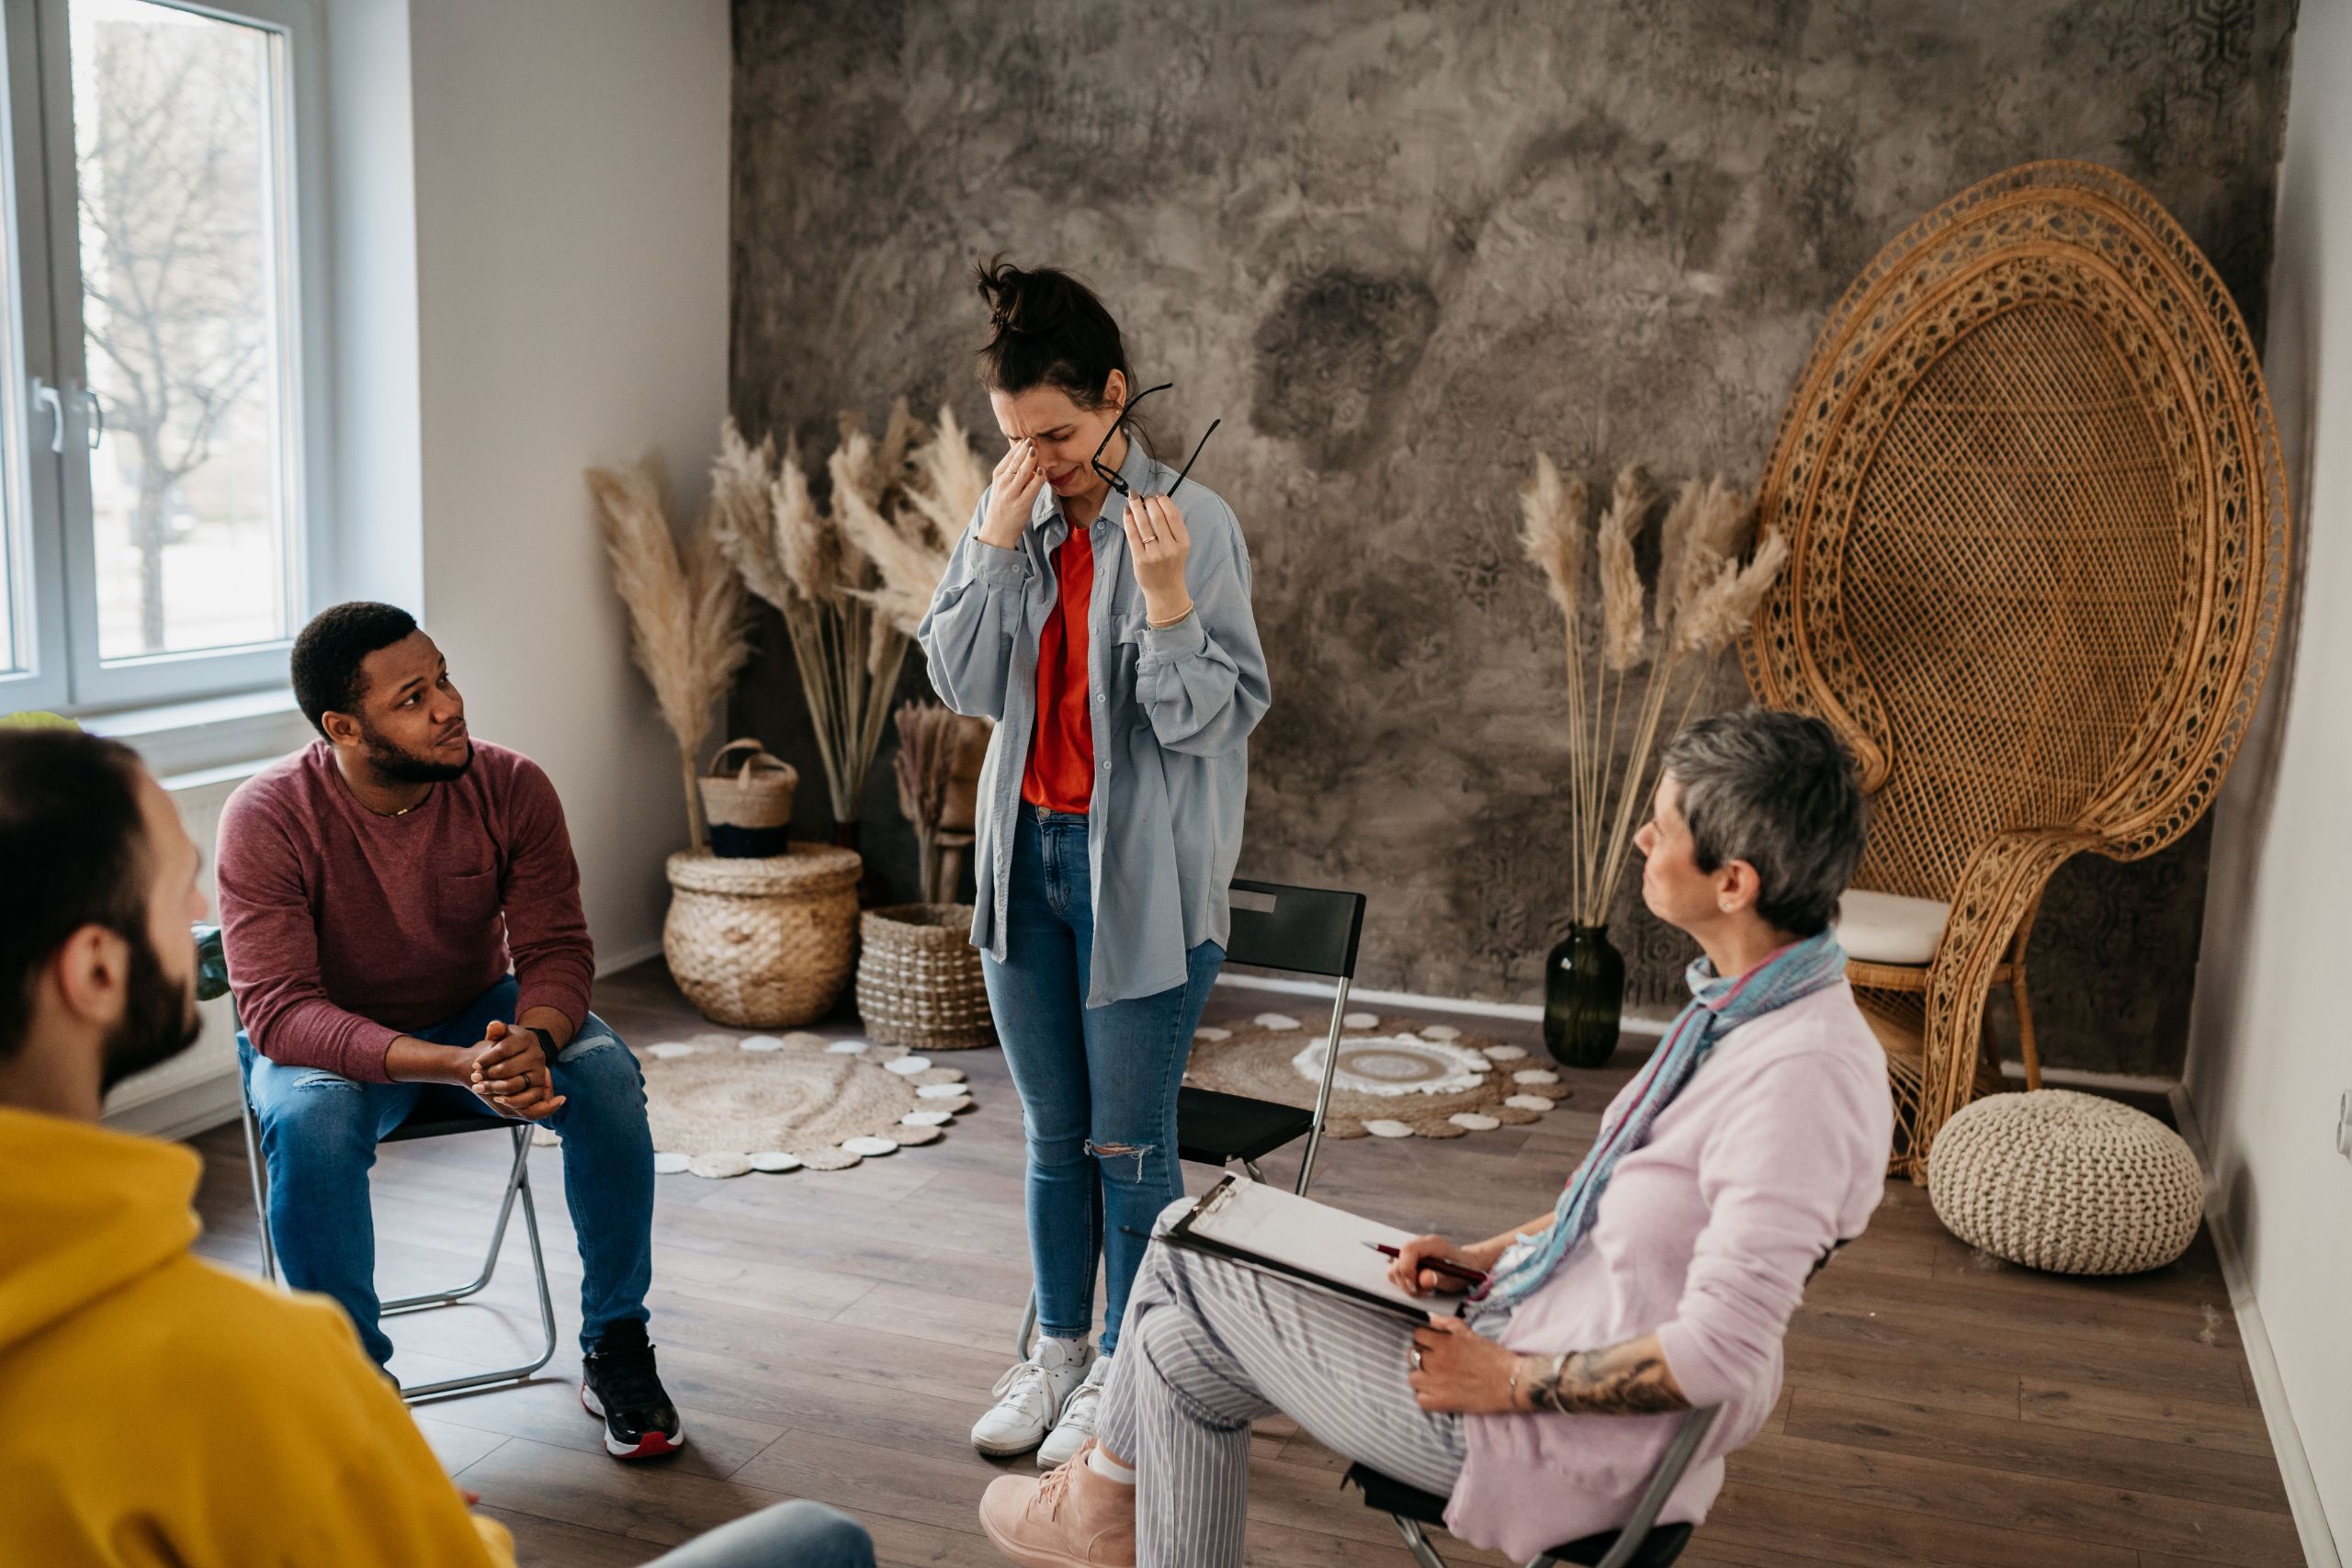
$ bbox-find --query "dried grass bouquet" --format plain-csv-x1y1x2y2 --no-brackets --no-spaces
709,402,989,829
1520,456,1790,926
587,455,752,849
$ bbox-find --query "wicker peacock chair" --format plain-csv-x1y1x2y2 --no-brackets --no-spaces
1743,162,2289,1181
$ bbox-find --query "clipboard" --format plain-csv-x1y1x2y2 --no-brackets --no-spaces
1160,1174,1445,1323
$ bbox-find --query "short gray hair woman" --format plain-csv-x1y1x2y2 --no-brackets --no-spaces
977,706,1893,1568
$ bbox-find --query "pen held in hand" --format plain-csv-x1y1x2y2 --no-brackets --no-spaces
1367,1242,1487,1286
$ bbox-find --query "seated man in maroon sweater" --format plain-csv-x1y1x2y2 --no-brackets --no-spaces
216,602,681,1460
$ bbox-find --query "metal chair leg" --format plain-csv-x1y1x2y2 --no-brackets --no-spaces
1574,1404,1720,1568
398,1125,560,1404
1385,1513,1451,1568
385,1122,532,1312
1241,1157,1266,1183
239,1097,277,1284
1295,977,1352,1196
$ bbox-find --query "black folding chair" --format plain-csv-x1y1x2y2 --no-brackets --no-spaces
1346,1404,1720,1568
1012,877,1368,1359
198,925,559,1404
1346,1240,1860,1565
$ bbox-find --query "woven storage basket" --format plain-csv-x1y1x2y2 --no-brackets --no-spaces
663,844,860,1027
854,903,994,1050
697,739,797,859
1927,1089,2204,1275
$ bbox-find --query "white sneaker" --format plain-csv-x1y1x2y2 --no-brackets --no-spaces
971,1337,1093,1457
1038,1353,1113,1467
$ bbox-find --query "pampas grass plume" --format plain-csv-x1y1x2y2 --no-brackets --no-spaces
906,405,989,549
769,440,835,605
836,471,944,638
1672,529,1789,656
826,429,880,587
709,420,789,609
1518,451,1589,628
588,454,750,846
1653,478,1702,632
873,398,925,505
1597,470,1651,671
853,406,993,637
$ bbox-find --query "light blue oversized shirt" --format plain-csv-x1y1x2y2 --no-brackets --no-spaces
917,436,1271,1008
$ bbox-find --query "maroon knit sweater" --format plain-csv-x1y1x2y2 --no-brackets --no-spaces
214,739,595,1082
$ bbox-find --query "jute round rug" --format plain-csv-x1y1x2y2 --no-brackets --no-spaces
1183,1013,1570,1139
528,1032,977,1177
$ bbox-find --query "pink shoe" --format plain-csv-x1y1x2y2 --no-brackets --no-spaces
978,1441,1136,1567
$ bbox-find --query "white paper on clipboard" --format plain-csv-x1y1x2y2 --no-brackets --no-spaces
1165,1175,1438,1320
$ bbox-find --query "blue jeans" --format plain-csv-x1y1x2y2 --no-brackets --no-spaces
238,977,655,1366
645,1501,873,1568
982,807,1224,1356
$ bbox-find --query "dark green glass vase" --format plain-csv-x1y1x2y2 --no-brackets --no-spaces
1542,923,1625,1068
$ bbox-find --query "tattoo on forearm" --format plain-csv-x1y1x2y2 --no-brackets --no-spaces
1521,1339,1690,1416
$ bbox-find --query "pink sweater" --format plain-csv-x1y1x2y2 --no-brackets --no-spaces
1445,983,1893,1561
214,741,595,1082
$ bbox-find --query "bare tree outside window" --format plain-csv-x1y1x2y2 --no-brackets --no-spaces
74,0,290,661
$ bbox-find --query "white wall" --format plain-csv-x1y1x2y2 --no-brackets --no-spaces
2183,4,2352,1560
325,0,424,615
407,0,731,971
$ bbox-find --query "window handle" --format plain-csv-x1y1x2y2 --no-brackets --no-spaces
31,378,62,454
79,387,101,449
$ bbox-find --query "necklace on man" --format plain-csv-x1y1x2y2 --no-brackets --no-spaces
364,785,433,819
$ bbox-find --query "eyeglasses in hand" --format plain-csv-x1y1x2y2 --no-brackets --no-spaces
1090,381,1221,500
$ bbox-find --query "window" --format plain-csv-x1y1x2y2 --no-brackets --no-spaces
0,0,314,716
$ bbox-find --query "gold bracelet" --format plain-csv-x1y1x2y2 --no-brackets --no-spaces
1507,1357,1527,1409
1147,601,1195,630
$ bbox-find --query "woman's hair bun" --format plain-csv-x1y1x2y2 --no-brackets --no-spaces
972,254,1132,411
975,255,1074,337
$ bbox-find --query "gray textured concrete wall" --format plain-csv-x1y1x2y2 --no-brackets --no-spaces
729,0,2296,1076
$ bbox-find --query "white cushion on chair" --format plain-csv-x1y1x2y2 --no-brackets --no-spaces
1833,888,1950,965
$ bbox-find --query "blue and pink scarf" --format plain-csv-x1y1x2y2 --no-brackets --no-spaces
1473,926,1849,1314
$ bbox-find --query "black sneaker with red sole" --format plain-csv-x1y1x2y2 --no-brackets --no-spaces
581,1320,684,1460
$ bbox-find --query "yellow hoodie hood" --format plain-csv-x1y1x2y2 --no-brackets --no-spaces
0,1106,513,1568
0,1106,201,1353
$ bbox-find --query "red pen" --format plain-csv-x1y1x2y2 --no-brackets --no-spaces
1367,1242,1487,1286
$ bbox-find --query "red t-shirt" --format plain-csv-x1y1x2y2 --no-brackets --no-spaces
1023,527,1096,813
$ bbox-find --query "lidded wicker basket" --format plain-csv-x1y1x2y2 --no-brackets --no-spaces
663,844,861,1027
854,903,994,1050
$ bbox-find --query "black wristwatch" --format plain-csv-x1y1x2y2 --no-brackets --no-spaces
524,1024,559,1056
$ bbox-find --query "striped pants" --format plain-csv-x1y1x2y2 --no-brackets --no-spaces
1094,1199,1468,1568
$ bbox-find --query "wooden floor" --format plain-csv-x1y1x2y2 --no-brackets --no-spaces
187,963,2302,1567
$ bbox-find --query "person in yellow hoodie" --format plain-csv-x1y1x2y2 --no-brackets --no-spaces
0,727,876,1568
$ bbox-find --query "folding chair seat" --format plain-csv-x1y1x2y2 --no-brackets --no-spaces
198,925,559,1404
1344,1405,1718,1568
1174,1088,1316,1174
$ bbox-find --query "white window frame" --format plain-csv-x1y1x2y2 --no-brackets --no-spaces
0,0,330,718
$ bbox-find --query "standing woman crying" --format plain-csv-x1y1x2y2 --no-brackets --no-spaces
919,258,1271,1464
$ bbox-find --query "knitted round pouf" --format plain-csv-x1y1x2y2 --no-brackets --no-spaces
1928,1089,2204,1275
